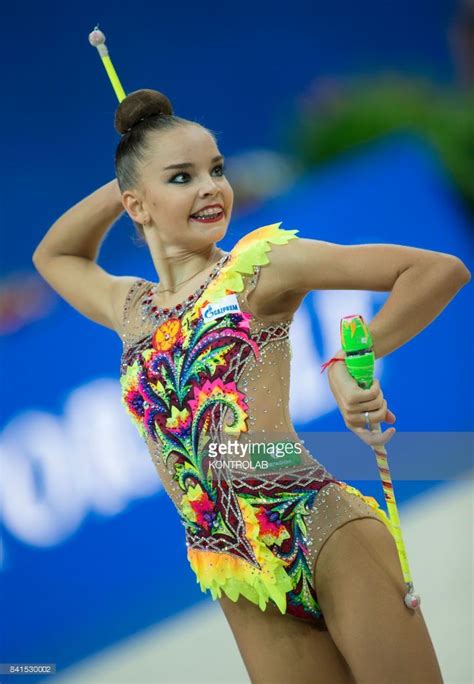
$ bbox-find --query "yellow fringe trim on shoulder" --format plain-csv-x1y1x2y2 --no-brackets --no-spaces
195,222,299,307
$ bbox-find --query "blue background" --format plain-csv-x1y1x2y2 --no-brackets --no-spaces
1,1,472,679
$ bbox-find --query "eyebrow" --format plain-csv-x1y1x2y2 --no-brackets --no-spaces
163,155,224,171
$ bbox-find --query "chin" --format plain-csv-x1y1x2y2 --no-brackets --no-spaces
206,223,228,242
189,219,228,236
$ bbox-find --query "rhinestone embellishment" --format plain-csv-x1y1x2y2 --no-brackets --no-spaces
140,253,231,325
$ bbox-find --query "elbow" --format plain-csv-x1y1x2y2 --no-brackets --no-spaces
32,249,44,268
461,266,472,284
436,254,471,292
32,250,41,268
32,253,44,277
439,256,471,287
32,247,53,271
411,255,472,296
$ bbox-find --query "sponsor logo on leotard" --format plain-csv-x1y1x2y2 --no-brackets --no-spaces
200,294,241,321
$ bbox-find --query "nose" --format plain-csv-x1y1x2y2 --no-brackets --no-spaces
199,175,220,196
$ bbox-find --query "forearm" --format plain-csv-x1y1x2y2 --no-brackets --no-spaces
369,259,469,359
33,179,124,262
332,259,470,362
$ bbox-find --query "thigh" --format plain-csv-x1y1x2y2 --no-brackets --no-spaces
314,518,443,684
218,594,355,684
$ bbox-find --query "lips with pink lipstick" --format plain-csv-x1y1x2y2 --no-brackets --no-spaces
189,204,225,223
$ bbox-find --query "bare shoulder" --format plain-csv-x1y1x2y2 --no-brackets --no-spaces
246,242,307,319
108,274,145,331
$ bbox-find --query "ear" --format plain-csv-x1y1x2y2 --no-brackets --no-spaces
122,190,148,225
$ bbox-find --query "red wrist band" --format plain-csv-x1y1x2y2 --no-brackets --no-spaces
320,357,345,374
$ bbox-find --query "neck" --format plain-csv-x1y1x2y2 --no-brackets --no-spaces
145,234,226,299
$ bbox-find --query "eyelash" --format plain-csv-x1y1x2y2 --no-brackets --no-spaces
169,164,226,184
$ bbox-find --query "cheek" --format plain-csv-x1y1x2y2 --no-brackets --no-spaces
224,181,234,206
156,192,193,217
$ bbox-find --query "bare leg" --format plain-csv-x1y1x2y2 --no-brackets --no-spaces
314,517,444,684
218,594,355,684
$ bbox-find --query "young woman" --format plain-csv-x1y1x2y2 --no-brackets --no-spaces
33,88,469,683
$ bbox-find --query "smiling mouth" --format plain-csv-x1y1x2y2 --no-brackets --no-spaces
189,210,225,223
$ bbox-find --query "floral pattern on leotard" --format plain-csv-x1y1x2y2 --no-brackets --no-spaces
120,222,393,623
120,223,318,615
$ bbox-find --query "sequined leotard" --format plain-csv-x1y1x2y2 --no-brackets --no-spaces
119,223,394,624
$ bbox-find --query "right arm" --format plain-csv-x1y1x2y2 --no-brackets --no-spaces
32,179,138,332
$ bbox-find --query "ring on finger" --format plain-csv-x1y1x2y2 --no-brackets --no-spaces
364,411,372,431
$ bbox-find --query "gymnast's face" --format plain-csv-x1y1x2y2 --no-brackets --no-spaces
136,124,233,249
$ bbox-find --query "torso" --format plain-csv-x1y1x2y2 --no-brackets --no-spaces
118,224,321,510
116,224,391,625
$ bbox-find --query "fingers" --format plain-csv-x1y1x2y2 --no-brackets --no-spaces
328,365,397,447
343,379,384,409
349,377,383,403
347,398,387,420
344,380,396,428
347,398,383,412
344,404,397,448
345,400,390,428
353,425,396,448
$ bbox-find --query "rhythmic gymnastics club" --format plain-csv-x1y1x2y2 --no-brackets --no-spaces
88,25,126,102
340,314,421,610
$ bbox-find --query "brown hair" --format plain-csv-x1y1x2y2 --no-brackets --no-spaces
114,88,214,245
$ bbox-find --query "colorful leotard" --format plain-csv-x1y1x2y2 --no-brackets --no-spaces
119,223,394,624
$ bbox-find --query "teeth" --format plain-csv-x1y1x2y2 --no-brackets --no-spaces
192,208,223,219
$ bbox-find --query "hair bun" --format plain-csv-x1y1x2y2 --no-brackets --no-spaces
114,89,174,135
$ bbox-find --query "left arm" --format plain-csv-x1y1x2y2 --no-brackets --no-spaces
270,238,471,359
